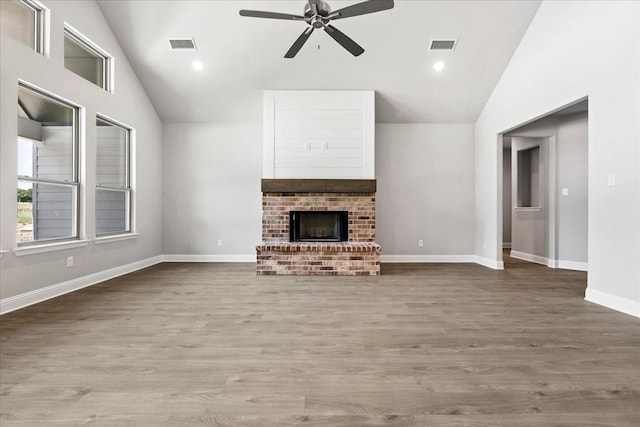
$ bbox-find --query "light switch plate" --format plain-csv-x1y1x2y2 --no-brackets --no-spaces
607,173,616,186
562,188,569,196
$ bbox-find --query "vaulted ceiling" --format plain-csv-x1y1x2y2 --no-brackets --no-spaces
97,0,541,123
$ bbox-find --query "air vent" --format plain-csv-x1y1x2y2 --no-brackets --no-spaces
169,38,197,51
429,39,457,51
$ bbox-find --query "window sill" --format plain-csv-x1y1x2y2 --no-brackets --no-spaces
94,233,139,245
514,207,543,212
14,240,89,256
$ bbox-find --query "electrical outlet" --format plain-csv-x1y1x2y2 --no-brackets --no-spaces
66,256,74,267
607,173,616,186
418,240,424,247
562,188,569,196
217,239,223,246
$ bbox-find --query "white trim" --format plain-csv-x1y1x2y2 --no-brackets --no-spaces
14,240,89,256
510,251,588,272
40,0,50,57
362,90,375,179
94,233,139,245
552,259,588,271
513,207,543,212
585,288,640,318
0,250,8,258
510,250,548,265
162,254,256,263
474,255,505,270
20,0,48,55
0,256,162,315
547,136,557,264
380,255,476,263
64,22,114,92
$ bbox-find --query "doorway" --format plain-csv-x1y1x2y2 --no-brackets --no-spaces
500,99,588,271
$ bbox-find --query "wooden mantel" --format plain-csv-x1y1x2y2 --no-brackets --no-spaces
261,179,376,194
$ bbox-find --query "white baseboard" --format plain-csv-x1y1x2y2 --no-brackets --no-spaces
474,255,505,270
162,254,256,263
552,259,588,271
0,256,163,315
510,250,548,266
380,255,476,263
510,251,588,272
585,288,640,318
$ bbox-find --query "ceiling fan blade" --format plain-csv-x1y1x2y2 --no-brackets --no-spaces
324,25,364,56
285,27,314,58
239,10,305,21
330,0,394,20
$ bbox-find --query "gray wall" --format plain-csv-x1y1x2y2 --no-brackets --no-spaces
0,0,163,300
376,124,475,256
162,123,262,256
556,114,588,263
162,123,476,258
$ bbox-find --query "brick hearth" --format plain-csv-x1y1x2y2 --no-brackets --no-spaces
256,242,381,276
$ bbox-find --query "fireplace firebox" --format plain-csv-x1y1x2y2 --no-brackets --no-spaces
290,211,348,242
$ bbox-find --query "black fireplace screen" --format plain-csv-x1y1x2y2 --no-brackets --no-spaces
290,211,348,242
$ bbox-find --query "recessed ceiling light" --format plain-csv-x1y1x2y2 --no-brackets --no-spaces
192,60,204,71
433,61,445,72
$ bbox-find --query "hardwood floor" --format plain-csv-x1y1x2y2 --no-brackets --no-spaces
1,259,639,426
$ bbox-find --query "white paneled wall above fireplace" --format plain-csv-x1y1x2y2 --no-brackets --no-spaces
263,90,375,179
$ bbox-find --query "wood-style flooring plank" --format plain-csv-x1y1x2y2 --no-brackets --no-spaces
1,257,639,425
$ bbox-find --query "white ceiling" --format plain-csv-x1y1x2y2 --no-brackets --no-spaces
97,0,541,123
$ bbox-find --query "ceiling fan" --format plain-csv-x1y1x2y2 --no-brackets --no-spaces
239,0,394,58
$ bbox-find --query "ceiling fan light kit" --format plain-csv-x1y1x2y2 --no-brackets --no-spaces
239,0,394,58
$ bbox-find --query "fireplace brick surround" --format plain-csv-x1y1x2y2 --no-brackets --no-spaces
257,180,381,275
262,193,376,242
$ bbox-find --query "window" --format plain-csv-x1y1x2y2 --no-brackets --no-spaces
64,25,112,91
0,0,45,53
17,84,79,245
517,146,540,208
96,116,131,236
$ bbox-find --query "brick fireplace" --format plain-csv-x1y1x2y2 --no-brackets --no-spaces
256,179,381,275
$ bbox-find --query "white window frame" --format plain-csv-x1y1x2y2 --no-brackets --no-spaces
95,114,132,237
17,82,81,247
23,0,46,53
63,24,113,92
2,0,48,54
